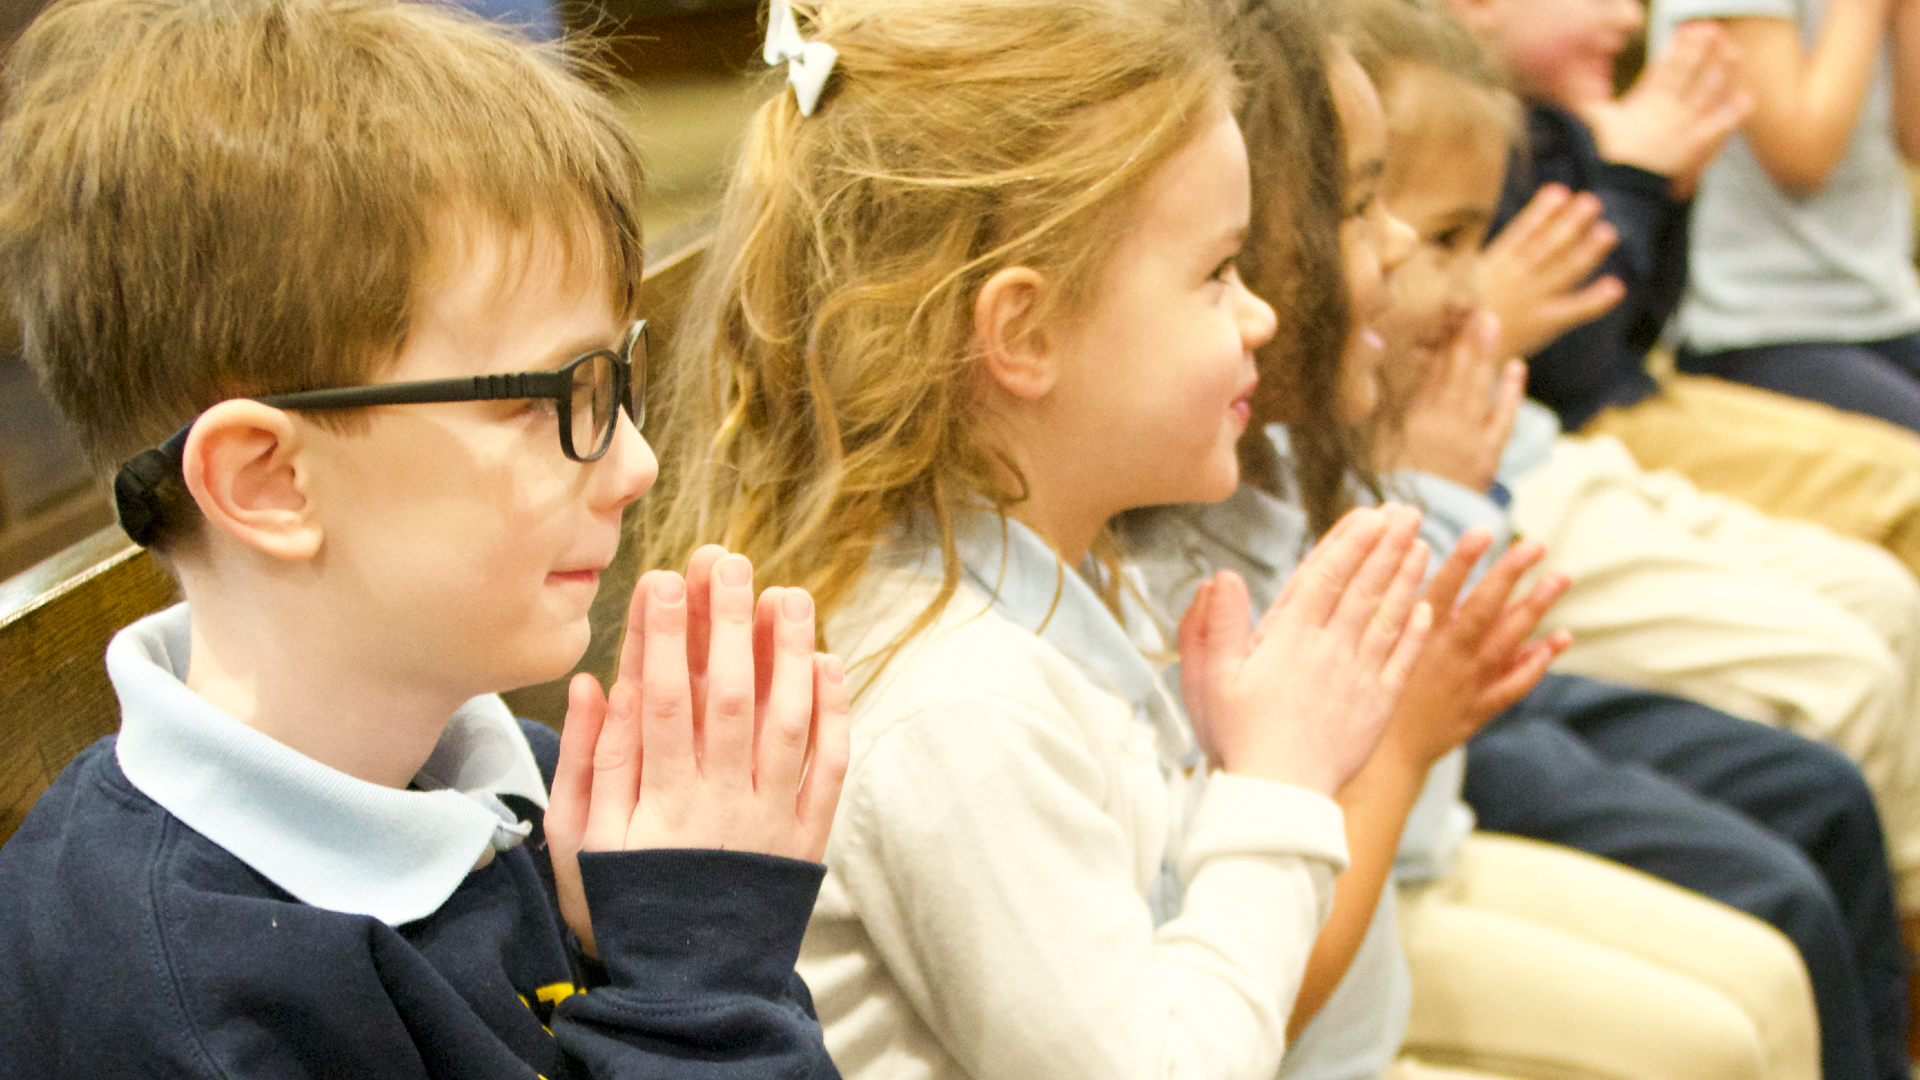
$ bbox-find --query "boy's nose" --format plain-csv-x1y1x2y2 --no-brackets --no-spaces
593,410,658,512
1611,0,1646,32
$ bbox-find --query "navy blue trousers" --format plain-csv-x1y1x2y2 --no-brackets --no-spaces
1466,673,1908,1080
1677,333,1920,435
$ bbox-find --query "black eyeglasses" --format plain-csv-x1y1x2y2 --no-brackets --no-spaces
113,320,647,546
256,319,647,462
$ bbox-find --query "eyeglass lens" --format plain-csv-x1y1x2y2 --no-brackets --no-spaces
570,352,617,460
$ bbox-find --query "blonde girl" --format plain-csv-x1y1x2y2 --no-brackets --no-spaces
648,1,1437,1076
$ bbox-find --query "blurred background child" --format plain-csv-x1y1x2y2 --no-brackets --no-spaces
1655,0,1920,435
1449,0,1920,589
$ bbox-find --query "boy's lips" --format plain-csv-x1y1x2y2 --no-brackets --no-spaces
548,567,605,586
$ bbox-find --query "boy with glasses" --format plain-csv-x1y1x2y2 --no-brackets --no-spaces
0,1,849,1077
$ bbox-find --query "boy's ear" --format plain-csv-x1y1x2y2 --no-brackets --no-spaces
974,266,1058,400
180,400,323,562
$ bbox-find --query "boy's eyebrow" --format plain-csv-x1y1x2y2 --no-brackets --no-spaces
524,330,625,372
1351,157,1387,186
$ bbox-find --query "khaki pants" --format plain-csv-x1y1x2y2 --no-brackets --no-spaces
1393,834,1818,1080
1584,374,1920,581
1508,427,1920,907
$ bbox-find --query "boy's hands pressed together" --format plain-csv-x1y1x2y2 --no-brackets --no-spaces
1176,505,1433,797
1386,310,1528,492
1581,20,1754,198
1372,529,1571,775
1478,184,1624,359
546,546,851,957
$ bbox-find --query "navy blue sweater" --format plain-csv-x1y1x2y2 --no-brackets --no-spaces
0,720,839,1079
1494,105,1692,431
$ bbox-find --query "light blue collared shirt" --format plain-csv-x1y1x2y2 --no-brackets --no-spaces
108,604,550,927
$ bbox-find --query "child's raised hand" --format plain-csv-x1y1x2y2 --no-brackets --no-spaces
1582,20,1755,198
1478,184,1624,359
1176,506,1433,796
1376,530,1572,771
545,546,851,957
1383,310,1527,492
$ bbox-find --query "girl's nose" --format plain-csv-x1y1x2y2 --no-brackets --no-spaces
1236,277,1279,352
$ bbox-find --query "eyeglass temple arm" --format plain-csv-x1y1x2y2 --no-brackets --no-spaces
255,371,574,412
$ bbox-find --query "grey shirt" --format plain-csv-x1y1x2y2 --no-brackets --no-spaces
1652,0,1920,349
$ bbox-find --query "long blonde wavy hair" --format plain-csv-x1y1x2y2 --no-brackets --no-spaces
645,0,1232,669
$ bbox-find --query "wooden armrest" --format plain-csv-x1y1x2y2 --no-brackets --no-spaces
0,528,179,844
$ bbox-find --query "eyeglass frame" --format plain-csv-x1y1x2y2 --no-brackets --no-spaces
246,318,648,463
112,320,647,547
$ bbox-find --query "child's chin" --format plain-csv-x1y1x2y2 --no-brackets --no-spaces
504,625,594,691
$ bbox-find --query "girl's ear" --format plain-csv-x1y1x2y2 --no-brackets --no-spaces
179,400,323,562
974,265,1058,400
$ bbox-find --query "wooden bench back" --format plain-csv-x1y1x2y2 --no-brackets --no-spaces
0,238,709,846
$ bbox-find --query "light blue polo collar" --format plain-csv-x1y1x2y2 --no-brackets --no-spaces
944,512,1193,763
108,604,550,927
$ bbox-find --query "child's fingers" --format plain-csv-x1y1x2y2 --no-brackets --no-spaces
683,544,727,687
796,653,852,860
1453,540,1549,642
753,588,780,724
586,679,643,849
636,572,698,794
1476,640,1558,722
1291,507,1391,629
1488,360,1527,443
1381,601,1435,694
1422,527,1489,623
1537,194,1605,267
1483,570,1571,659
1328,506,1422,635
755,588,820,800
1177,578,1217,743
1359,536,1431,665
701,553,759,782
1474,578,1569,680
1545,275,1626,334
614,568,660,690
1204,570,1254,679
1549,218,1618,291
1495,184,1572,256
550,671,607,851
1271,506,1366,616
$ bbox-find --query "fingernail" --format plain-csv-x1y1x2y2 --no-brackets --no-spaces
784,589,814,621
824,654,845,682
719,555,751,587
654,574,685,603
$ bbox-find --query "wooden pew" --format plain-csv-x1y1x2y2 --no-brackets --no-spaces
0,238,708,846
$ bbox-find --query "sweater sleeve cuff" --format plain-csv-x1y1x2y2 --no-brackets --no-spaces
578,848,825,1000
1178,773,1348,882
1596,161,1671,201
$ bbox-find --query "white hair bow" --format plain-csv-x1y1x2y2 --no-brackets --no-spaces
764,0,838,117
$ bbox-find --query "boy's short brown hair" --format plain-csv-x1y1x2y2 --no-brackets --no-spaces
0,0,645,546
